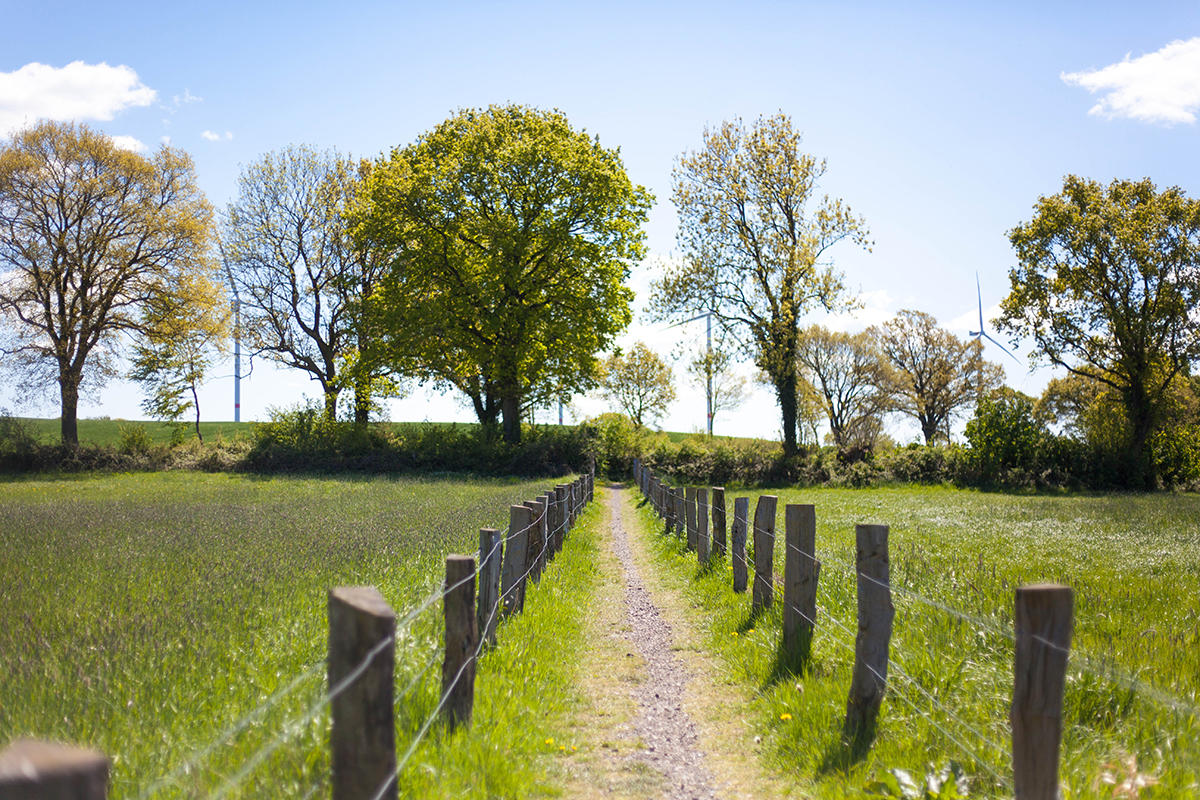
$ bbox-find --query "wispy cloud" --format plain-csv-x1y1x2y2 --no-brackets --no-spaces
110,134,147,152
200,130,233,141
1062,37,1200,125
816,289,895,332
0,61,157,135
160,88,202,114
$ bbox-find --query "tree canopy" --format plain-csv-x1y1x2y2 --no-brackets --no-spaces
876,310,1003,444
0,120,215,444
600,341,676,428
354,104,652,444
796,325,890,453
999,176,1200,488
223,145,396,423
647,113,870,454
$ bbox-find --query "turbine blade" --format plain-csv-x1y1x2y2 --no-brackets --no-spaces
976,272,984,331
981,331,1019,362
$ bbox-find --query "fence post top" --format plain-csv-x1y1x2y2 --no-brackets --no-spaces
329,586,396,619
1016,583,1073,597
0,739,108,779
446,554,475,566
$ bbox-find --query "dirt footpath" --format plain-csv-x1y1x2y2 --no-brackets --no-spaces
553,486,799,799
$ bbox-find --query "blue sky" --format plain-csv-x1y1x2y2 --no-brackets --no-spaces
3,1,1199,440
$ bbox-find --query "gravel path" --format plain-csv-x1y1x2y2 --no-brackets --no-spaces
606,486,722,800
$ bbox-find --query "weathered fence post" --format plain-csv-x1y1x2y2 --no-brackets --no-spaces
684,487,698,552
732,497,749,593
783,504,819,668
697,488,710,564
843,524,894,745
588,471,594,502
442,555,478,731
547,489,559,563
1012,584,1074,800
674,489,686,540
524,499,547,583
554,485,568,552
477,528,502,649
501,505,531,616
752,496,778,612
329,586,396,800
664,486,676,536
0,740,109,800
712,487,726,558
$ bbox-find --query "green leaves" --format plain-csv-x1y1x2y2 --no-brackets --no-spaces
354,104,652,443
865,761,970,799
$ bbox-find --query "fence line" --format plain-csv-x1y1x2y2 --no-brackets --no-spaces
632,459,1077,797
2,471,596,800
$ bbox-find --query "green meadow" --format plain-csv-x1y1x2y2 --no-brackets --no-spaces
0,472,599,799
634,485,1200,798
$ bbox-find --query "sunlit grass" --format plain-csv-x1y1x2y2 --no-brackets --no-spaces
632,485,1200,798
0,471,593,798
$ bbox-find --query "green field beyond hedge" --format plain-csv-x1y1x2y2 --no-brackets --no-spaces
0,472,598,799
635,485,1200,797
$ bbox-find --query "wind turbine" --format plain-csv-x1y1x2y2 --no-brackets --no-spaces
969,273,1018,362
666,310,715,435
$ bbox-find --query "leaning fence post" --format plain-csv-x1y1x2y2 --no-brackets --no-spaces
501,505,531,616
712,487,726,558
442,555,478,731
783,504,819,668
0,740,109,799
1012,584,1074,800
732,497,749,593
329,586,396,800
477,528,502,649
697,488,710,564
752,496,778,612
843,524,894,745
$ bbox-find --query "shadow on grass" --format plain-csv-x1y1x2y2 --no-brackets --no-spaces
816,722,877,776
691,555,724,581
762,631,815,690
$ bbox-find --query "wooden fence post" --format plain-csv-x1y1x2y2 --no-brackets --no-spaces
524,499,546,583
712,487,726,558
752,496,778,613
588,471,594,502
783,504,819,667
732,497,749,593
0,740,108,800
329,586,396,800
674,488,686,540
554,485,568,552
501,505,531,616
684,487,698,552
442,555,478,731
843,524,894,745
1012,584,1073,800
477,528,502,649
664,486,676,536
697,488,710,564
545,490,559,563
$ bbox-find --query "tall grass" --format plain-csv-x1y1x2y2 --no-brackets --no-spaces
0,472,593,798
632,486,1200,797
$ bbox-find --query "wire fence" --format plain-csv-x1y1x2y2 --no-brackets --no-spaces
2,473,595,800
632,459,1200,793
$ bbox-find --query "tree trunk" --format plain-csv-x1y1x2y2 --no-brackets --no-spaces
775,371,799,456
59,370,81,446
501,394,522,445
1124,386,1157,490
323,390,339,423
191,382,203,444
354,373,371,425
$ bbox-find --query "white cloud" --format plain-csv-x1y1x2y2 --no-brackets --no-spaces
947,302,1002,333
110,134,147,152
814,289,895,332
0,61,156,135
160,88,202,114
200,130,233,141
160,135,172,146
1062,37,1200,125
